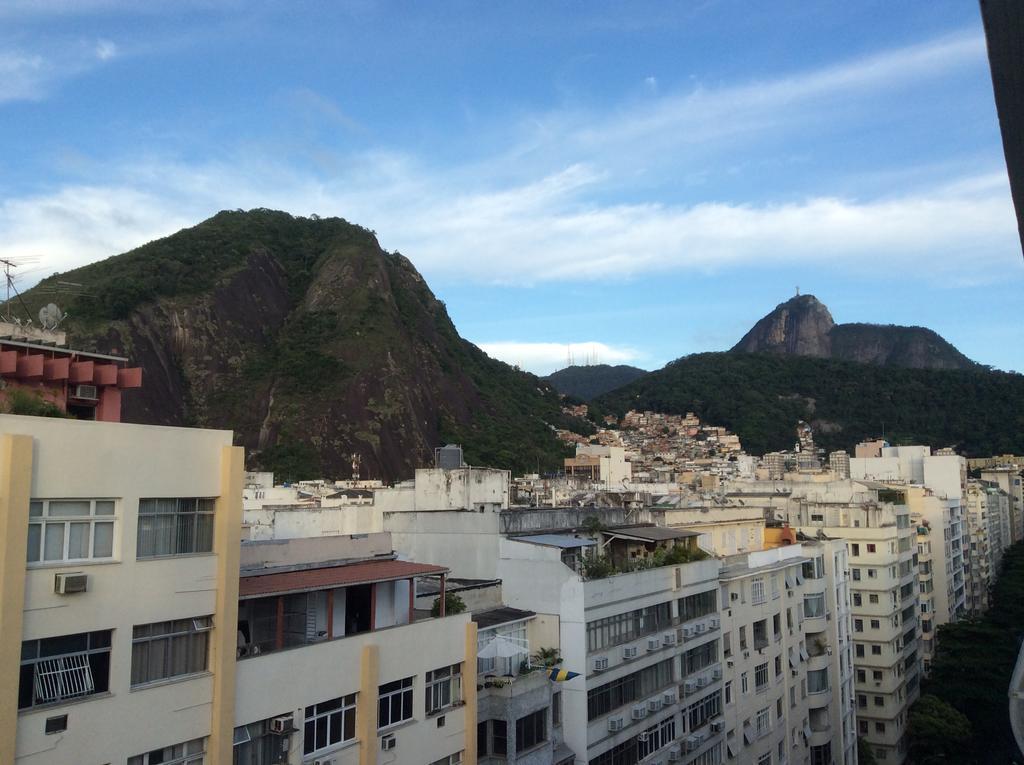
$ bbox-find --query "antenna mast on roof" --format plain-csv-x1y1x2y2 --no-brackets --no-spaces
0,258,35,324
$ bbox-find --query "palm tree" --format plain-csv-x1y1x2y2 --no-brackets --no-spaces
531,647,562,668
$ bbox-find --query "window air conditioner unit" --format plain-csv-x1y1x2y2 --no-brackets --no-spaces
682,626,695,639
311,759,334,765
593,656,609,672
622,645,638,660
684,680,698,694
648,697,663,712
631,705,648,720
668,746,682,761
709,617,720,629
694,622,707,635
380,733,396,751
608,717,624,732
662,632,677,646
269,715,293,735
712,667,723,681
637,731,650,743
54,572,87,595
73,384,98,401
685,736,701,752
696,675,709,688
710,720,725,733
663,691,676,705
648,637,661,651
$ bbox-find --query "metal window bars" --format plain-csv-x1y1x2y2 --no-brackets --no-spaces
34,653,95,703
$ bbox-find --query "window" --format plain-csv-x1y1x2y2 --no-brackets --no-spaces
477,719,507,757
856,669,866,683
875,722,886,733
755,707,770,735
429,754,463,765
131,617,211,686
752,577,766,605
810,743,832,765
873,670,883,681
587,602,672,651
19,630,112,709
725,680,732,704
27,499,115,563
874,695,884,707
740,626,747,649
775,655,782,678
867,544,877,553
588,658,673,719
129,738,205,765
859,720,869,734
858,694,867,709
679,589,718,622
807,669,829,694
855,644,865,658
741,672,748,694
687,690,722,729
867,568,877,579
851,543,860,556
755,662,769,692
871,619,880,630
753,619,768,649
638,716,676,758
378,677,414,728
552,691,562,727
426,664,461,714
684,641,717,676
852,568,861,581
854,619,863,632
869,594,879,604
758,754,772,765
804,593,826,618
871,645,882,656
234,717,284,765
853,593,862,606
773,613,781,637
137,498,215,558
304,694,356,755
516,709,547,753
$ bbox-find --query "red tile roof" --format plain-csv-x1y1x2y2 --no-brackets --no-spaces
239,559,449,599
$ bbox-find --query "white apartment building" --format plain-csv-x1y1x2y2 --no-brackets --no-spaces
0,415,476,765
780,480,920,765
717,542,856,765
906,486,966,626
963,480,1011,614
980,466,1024,544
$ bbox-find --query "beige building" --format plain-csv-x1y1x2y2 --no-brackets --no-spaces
564,445,632,488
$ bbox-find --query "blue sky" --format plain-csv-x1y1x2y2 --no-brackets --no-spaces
2,1,1021,374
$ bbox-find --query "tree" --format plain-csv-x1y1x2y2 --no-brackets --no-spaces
908,694,972,764
430,592,466,617
856,738,877,765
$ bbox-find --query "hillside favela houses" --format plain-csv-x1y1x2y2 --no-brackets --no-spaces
1,324,1022,764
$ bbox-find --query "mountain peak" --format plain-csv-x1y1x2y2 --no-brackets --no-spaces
732,295,975,370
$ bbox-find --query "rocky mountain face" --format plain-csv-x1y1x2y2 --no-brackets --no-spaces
22,210,571,481
732,295,976,370
544,364,648,399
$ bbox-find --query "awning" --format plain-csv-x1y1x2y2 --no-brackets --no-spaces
799,645,809,662
743,722,756,744
789,647,799,668
239,559,448,599
478,634,528,660
727,739,739,757
803,723,812,739
513,534,597,549
607,525,701,543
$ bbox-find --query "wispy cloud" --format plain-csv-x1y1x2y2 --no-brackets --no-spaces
0,38,118,103
477,341,641,376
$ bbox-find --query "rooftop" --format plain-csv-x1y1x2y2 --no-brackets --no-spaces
239,559,448,599
472,606,536,630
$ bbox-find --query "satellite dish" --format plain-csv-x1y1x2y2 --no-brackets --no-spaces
38,303,64,330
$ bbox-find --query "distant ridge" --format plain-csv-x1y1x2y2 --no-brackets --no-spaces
545,364,648,399
732,294,976,370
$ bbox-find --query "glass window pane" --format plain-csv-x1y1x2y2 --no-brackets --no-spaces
49,500,91,516
68,522,90,559
29,501,43,517
95,501,115,515
43,523,65,561
93,522,114,558
27,524,41,563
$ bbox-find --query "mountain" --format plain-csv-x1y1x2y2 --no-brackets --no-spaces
595,352,1024,456
732,294,976,370
545,364,648,399
21,209,576,481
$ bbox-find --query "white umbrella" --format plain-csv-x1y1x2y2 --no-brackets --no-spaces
477,634,528,660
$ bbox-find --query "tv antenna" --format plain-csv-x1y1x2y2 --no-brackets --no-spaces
0,258,36,325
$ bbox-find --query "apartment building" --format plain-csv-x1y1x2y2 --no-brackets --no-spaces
563,444,632,487
980,466,1024,544
717,542,855,765
0,415,476,765
905,486,965,626
781,481,920,765
963,480,1011,614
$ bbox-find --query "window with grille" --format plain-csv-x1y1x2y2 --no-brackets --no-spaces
378,677,414,728
137,498,215,558
686,691,722,729
429,754,464,765
426,664,461,714
128,737,206,765
19,630,112,709
131,617,211,686
755,707,770,735
751,578,766,605
304,694,356,755
27,499,115,563
638,716,675,758
755,662,769,692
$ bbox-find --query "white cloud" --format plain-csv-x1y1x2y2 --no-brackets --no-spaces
0,39,119,103
477,341,641,376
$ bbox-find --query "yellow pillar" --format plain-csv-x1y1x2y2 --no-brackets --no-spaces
463,621,479,765
359,644,380,765
0,434,33,765
209,446,244,765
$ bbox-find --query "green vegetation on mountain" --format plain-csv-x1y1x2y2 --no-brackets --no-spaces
20,209,573,480
544,364,648,399
596,352,1024,456
909,542,1024,764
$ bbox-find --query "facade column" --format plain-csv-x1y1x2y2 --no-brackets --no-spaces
358,644,380,765
209,445,244,765
463,621,479,765
0,434,32,765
